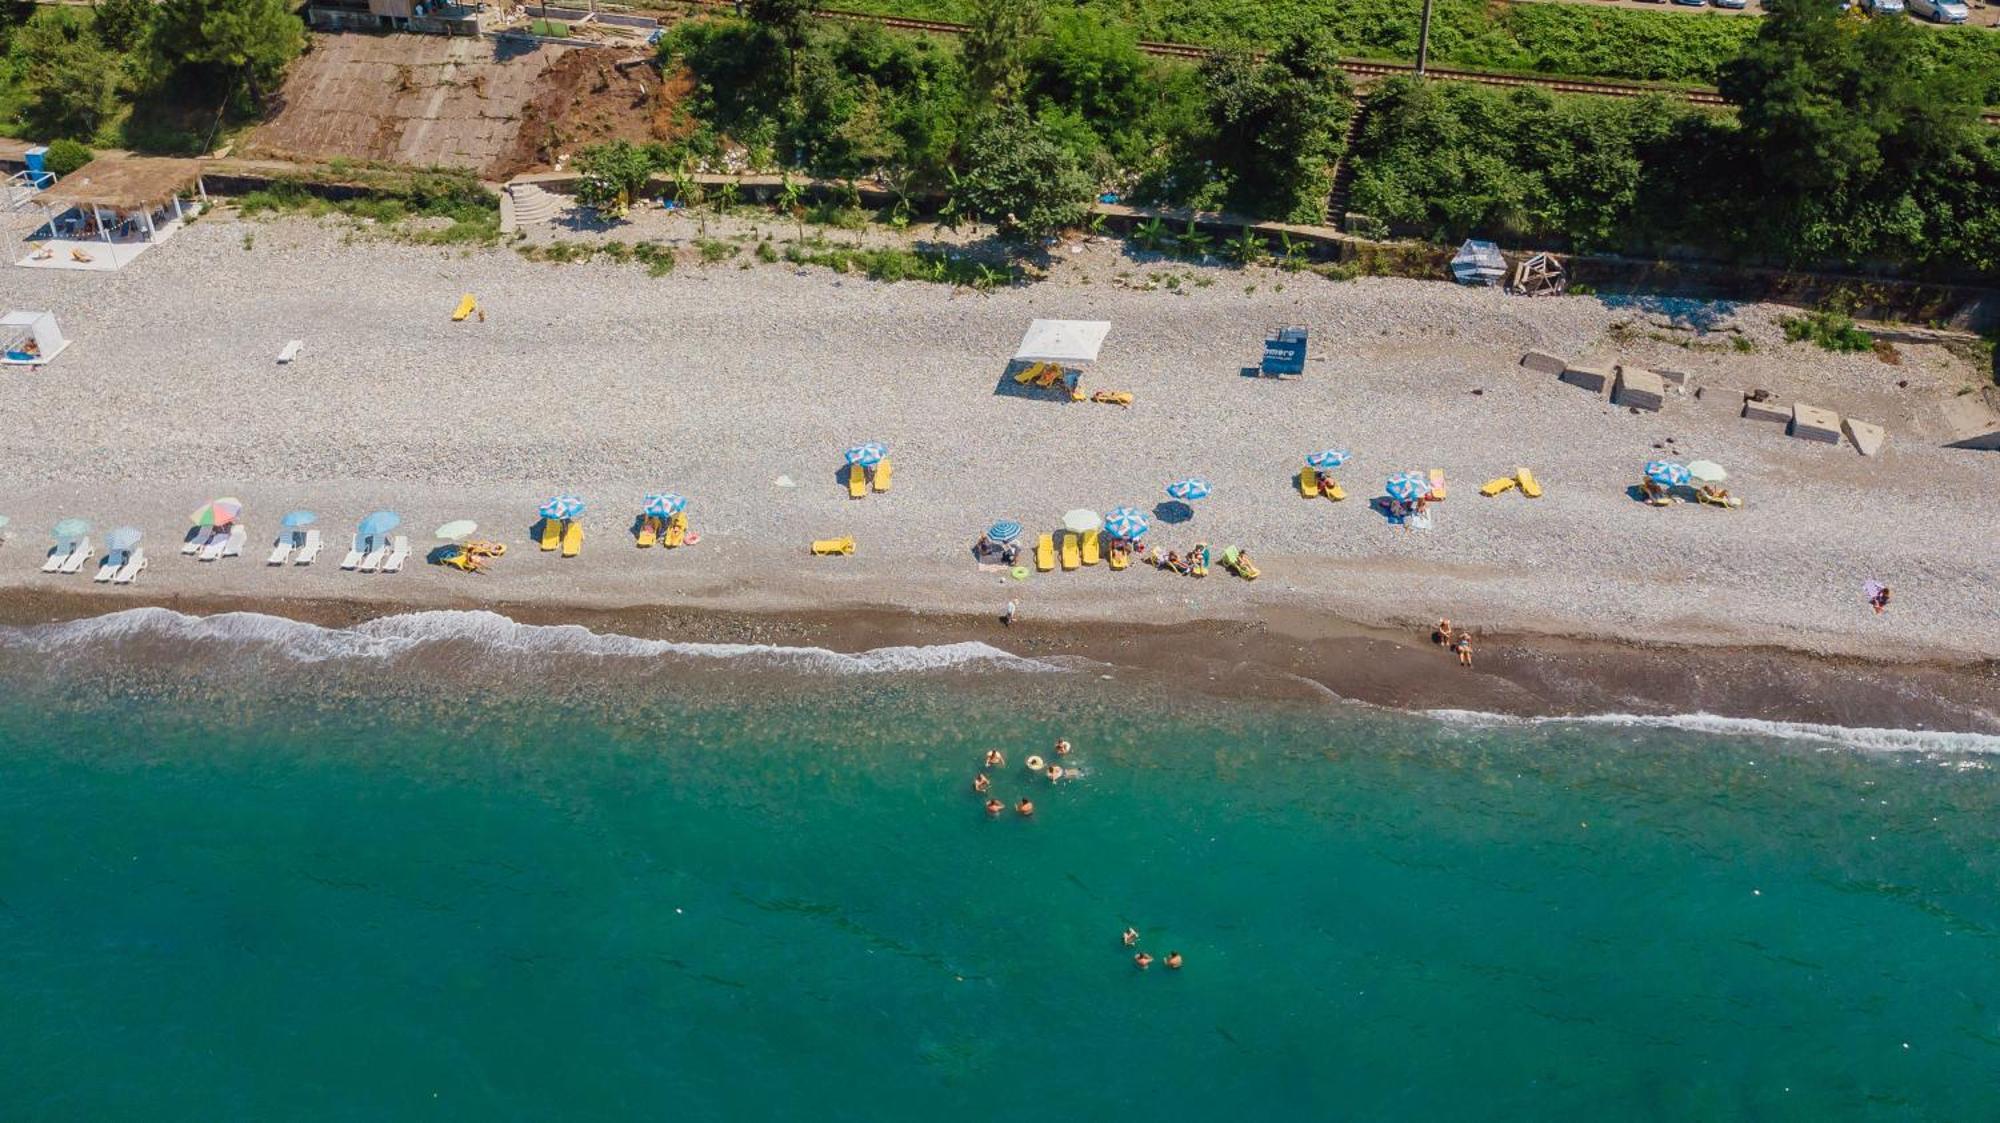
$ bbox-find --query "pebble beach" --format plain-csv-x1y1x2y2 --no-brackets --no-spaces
1,209,1996,667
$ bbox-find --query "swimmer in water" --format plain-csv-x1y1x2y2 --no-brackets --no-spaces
1134,952,1153,970
973,773,991,794
1164,951,1183,970
985,798,1004,816
984,749,1005,768
1016,799,1035,817
1025,754,1046,772
1046,764,1064,782
1122,927,1139,947
1055,739,1072,756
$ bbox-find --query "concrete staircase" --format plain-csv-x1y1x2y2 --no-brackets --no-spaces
1324,99,1374,228
501,181,564,232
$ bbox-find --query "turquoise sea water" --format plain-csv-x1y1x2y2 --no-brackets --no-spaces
3,611,1998,1120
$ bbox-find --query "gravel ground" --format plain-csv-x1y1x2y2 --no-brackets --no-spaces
0,208,1994,662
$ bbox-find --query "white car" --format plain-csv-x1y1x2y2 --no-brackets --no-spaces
1908,0,1968,21
1713,0,1747,9
1864,0,1906,13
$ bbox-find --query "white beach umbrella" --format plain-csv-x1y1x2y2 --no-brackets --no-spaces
1062,509,1102,533
1686,460,1727,484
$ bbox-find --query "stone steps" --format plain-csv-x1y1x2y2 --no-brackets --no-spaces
505,182,564,228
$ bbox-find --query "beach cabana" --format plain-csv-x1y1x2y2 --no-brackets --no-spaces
1010,319,1110,400
24,156,206,271
0,310,68,365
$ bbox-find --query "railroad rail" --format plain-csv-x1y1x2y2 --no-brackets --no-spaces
671,0,1998,122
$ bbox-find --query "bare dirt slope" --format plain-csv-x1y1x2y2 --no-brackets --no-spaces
245,33,678,180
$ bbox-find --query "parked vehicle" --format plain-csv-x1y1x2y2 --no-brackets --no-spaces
1908,0,1968,21
1713,0,1747,10
1863,0,1906,14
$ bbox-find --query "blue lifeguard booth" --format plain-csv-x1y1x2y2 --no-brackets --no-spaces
1260,325,1307,378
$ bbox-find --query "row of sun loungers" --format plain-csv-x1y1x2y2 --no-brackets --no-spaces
267,530,324,566
181,525,248,560
93,550,146,584
340,535,410,573
42,538,91,574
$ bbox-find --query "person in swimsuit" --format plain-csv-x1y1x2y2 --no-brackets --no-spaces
985,798,1004,816
1872,585,1892,614
1134,952,1153,970
1164,951,1183,970
985,749,1005,768
1046,764,1064,782
1015,799,1035,817
1054,739,1071,756
1434,618,1452,646
973,773,991,794
1122,927,1139,947
1455,632,1473,667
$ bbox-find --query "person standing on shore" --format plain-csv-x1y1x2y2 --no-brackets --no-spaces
1868,583,1892,614
1002,599,1018,628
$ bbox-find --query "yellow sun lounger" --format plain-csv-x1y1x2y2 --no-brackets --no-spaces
1516,467,1542,498
1109,546,1129,571
1480,477,1518,497
452,294,478,321
848,464,868,499
1081,529,1101,566
1299,467,1319,498
663,512,687,548
539,518,561,552
872,458,892,493
1429,469,1448,500
1035,533,1055,572
1061,532,1081,570
811,536,855,556
561,520,583,558
1323,480,1346,502
637,517,658,548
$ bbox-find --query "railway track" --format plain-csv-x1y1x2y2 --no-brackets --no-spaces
671,0,1998,122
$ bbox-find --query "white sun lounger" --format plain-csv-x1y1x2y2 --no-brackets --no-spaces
94,550,124,582
294,529,322,566
277,339,303,364
340,539,365,570
59,538,92,574
113,549,146,585
381,535,410,573
267,533,295,566
41,545,71,573
220,525,246,559
182,526,215,555
358,539,389,573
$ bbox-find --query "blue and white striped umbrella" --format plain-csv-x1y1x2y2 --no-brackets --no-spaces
1305,449,1350,470
1165,477,1212,501
986,520,1022,544
357,510,401,538
644,493,687,518
540,494,586,520
281,509,317,528
1644,460,1690,488
1104,507,1150,539
844,442,888,467
1384,472,1429,502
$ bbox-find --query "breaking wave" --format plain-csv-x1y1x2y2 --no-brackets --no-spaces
1425,707,2000,757
0,607,1061,675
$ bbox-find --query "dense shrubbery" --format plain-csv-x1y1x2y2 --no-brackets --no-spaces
836,0,1999,99
1346,0,2000,276
659,9,1355,232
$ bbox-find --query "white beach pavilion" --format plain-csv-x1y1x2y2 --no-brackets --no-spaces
20,156,206,272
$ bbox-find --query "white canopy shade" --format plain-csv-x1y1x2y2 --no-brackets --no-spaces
0,310,68,365
1013,319,1111,365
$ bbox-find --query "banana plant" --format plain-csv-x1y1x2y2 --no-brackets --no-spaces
1176,219,1213,261
1133,217,1169,252
776,173,805,243
715,181,740,215
1228,229,1267,266
1277,231,1308,272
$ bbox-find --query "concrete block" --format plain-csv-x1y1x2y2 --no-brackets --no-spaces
1612,365,1665,412
1521,350,1567,376
1560,363,1611,394
1842,417,1885,456
1940,396,2000,451
1656,368,1689,391
1742,396,1789,425
1790,403,1841,444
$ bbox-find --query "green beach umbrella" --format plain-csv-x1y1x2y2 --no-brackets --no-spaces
434,520,478,541
53,517,90,541
1687,460,1727,484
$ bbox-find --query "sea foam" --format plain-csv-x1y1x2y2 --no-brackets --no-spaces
0,607,1060,675
1425,707,2000,757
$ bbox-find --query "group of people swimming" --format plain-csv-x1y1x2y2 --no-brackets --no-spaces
1433,618,1475,667
1122,926,1183,971
974,739,1077,817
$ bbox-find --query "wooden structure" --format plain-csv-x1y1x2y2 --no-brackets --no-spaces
34,157,206,246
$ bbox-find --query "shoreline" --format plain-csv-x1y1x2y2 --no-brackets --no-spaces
3,587,1995,736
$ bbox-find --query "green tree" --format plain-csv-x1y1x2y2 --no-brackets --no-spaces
962,0,1039,108
144,0,304,104
93,0,157,52
573,140,656,217
13,9,120,140
1197,33,1354,224
1026,8,1143,127
957,106,1094,238
43,137,95,176
745,0,811,85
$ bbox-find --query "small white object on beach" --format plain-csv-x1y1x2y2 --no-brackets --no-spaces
774,475,795,488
